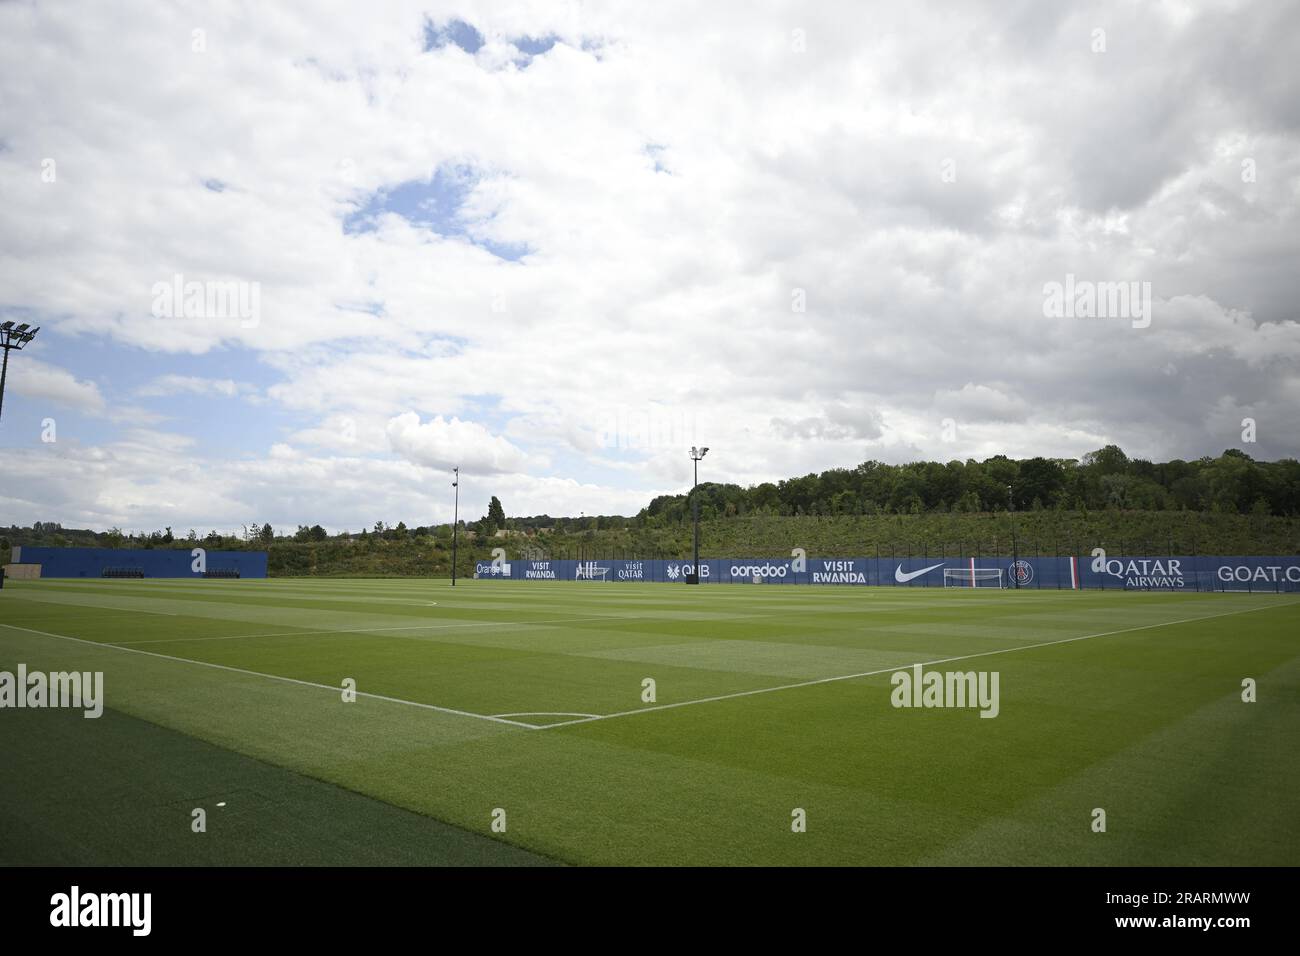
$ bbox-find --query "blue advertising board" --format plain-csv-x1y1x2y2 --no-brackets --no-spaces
12,546,269,579
474,554,1300,592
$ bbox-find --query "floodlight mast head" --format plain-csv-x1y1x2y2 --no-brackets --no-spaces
0,321,41,424
0,323,39,348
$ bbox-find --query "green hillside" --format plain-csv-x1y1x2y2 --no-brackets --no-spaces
528,510,1300,561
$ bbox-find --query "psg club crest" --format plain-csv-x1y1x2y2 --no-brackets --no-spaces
1009,560,1034,585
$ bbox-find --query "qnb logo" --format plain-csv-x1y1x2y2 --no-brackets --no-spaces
730,563,788,578
50,886,151,936
890,665,1000,719
666,564,709,580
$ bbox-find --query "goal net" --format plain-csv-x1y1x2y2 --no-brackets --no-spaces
943,568,1005,588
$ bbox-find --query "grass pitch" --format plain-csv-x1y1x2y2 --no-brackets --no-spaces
1,578,1297,866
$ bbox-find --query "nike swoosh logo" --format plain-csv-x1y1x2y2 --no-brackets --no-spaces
895,562,945,583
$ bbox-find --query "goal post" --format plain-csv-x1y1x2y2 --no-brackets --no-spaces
943,568,1006,589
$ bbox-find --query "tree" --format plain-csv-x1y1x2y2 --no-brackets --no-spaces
1100,474,1136,509
486,496,506,532
1016,457,1065,509
259,524,274,544
1082,444,1129,476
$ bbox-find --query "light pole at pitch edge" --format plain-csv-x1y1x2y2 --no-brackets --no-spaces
451,467,459,586
689,446,709,584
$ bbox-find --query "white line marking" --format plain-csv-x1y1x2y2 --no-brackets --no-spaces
112,615,625,646
4,594,178,617
537,600,1297,729
0,622,536,730
491,712,602,719
12,584,455,605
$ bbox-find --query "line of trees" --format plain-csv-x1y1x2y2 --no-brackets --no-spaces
638,447,1300,526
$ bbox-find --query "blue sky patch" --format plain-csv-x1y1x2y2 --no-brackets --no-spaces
0,335,286,460
423,18,484,55
513,35,558,56
343,166,529,260
511,34,560,67
644,144,670,174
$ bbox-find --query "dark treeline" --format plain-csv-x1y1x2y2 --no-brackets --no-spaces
639,446,1300,525
6,447,1298,561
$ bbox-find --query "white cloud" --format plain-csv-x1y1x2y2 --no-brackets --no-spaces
385,412,530,475
0,1,1297,529
9,358,104,413
933,384,1026,424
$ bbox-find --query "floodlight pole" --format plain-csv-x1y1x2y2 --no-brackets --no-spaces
0,323,41,424
451,467,459,587
1011,530,1020,589
689,446,709,584
0,346,9,423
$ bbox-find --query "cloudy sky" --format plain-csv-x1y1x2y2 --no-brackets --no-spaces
1,0,1297,533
